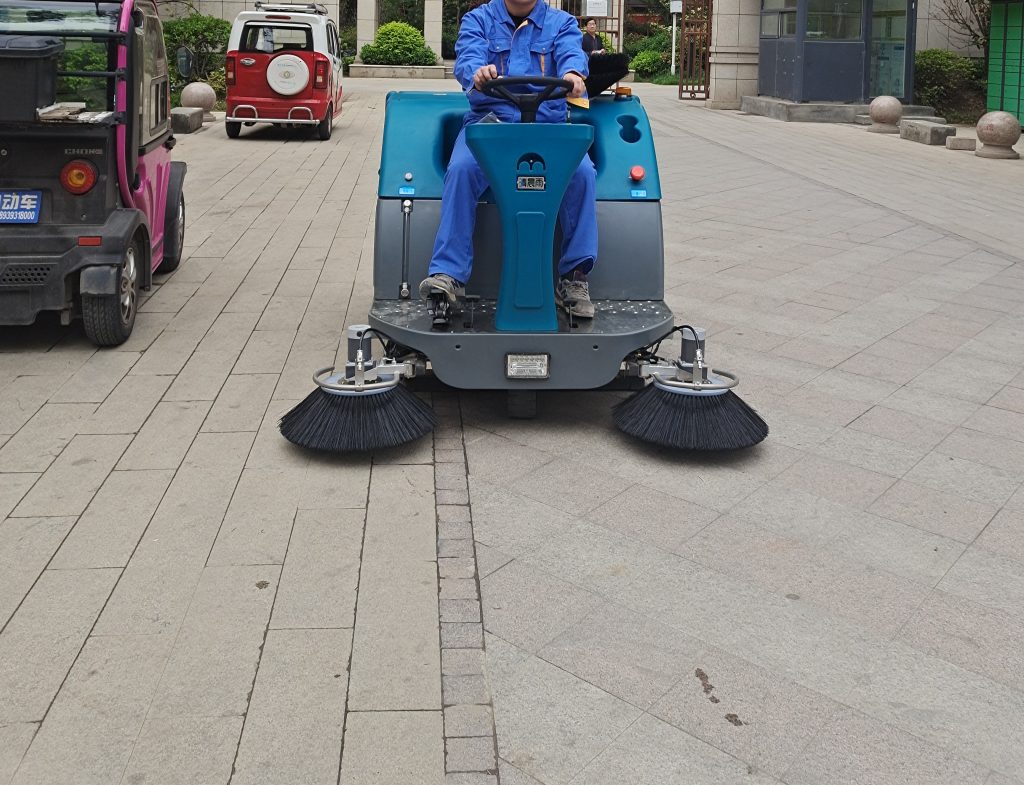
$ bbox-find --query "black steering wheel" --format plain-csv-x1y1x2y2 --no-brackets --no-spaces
480,75,574,123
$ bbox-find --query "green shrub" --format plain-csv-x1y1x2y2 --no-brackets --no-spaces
360,21,437,65
205,67,226,99
630,49,668,78
339,24,357,55
162,14,232,82
623,26,671,60
442,21,458,59
651,71,679,85
913,48,986,124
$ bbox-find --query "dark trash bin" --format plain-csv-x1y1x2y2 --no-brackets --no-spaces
0,35,65,122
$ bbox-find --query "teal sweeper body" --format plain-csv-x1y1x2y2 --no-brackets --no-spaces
279,77,768,452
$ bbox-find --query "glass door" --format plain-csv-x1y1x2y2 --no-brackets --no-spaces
869,0,910,97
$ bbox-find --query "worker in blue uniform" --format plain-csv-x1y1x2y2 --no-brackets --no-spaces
419,0,598,318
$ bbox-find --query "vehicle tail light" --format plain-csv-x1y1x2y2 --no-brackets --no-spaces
226,55,236,86
60,160,98,195
314,58,329,90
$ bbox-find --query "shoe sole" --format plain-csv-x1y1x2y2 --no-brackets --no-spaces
555,294,595,319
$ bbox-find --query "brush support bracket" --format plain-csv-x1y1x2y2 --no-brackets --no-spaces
638,361,739,396
313,356,418,396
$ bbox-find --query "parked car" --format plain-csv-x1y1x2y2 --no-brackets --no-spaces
0,0,186,346
225,1,343,140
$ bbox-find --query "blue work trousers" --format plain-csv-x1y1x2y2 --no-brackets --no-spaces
428,128,598,285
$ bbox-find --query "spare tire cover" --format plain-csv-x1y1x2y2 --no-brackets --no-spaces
266,54,309,96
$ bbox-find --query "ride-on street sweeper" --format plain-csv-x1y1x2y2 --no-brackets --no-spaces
279,69,768,452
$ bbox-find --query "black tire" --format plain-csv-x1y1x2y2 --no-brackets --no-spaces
226,121,241,138
82,237,141,347
157,193,185,274
317,105,333,140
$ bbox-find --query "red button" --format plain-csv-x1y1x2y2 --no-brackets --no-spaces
630,166,645,182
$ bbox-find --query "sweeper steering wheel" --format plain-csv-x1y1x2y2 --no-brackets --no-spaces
480,76,574,123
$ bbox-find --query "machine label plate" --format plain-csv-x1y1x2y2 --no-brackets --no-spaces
516,176,546,191
0,191,41,224
506,353,549,378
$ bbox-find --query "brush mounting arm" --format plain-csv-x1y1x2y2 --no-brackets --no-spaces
313,357,418,393
638,361,739,391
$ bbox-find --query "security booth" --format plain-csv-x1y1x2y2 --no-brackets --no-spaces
757,0,914,102
988,0,1023,123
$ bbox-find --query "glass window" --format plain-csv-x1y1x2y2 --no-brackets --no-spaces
806,0,863,39
240,24,314,53
762,0,797,11
56,40,113,110
760,12,780,36
0,0,120,34
780,10,797,35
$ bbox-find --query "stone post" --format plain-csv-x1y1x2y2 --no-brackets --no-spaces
706,0,759,110
356,0,378,60
424,0,443,64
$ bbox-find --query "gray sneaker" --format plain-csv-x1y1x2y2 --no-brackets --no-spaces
418,273,463,304
556,274,595,318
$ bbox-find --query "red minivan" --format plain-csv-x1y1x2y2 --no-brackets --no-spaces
225,2,343,140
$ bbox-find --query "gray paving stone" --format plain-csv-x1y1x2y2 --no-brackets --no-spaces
9,633,170,785
464,431,556,486
481,560,602,653
539,600,701,710
271,507,362,629
447,774,498,785
580,711,784,785
440,577,479,600
149,565,278,718
511,457,632,517
50,469,173,569
445,704,493,738
847,642,1024,778
439,557,477,579
348,464,440,712
446,736,496,774
490,653,641,785
905,453,1022,507
869,478,998,542
0,516,75,626
898,589,1024,692
441,599,481,624
121,716,243,785
442,622,484,649
783,707,990,785
13,434,130,518
443,648,486,677
810,427,926,478
443,674,489,706
976,508,1024,564
440,520,473,539
207,467,304,566
202,373,278,433
117,400,211,470
0,722,35,784
0,403,95,473
235,329,296,374
49,350,138,404
439,538,475,558
650,647,843,779
776,454,895,509
163,349,237,401
232,628,350,785
586,485,717,552
93,464,243,635
468,481,575,558
0,473,36,520
938,546,1024,618
78,374,171,434
339,711,444,785
0,568,119,723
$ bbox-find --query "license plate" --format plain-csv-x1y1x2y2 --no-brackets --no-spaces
506,353,549,379
0,191,42,224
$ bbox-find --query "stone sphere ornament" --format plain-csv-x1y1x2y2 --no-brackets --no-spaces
180,81,217,122
867,96,902,134
975,111,1022,159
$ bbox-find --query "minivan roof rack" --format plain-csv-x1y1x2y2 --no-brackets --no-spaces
253,1,329,14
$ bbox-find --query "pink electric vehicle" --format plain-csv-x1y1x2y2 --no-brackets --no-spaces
0,0,186,346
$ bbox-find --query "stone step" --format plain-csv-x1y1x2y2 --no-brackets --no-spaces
946,136,977,151
899,119,956,145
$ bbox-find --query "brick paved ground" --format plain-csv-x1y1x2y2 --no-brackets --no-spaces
0,80,1022,785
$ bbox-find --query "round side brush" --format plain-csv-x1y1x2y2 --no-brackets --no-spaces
613,326,768,451
279,326,437,453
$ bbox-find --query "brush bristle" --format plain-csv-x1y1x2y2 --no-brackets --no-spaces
613,385,768,450
584,53,630,95
279,384,438,452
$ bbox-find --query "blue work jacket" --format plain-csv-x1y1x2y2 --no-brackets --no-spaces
454,0,589,124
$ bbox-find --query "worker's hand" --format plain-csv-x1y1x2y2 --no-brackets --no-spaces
563,71,585,98
472,64,498,89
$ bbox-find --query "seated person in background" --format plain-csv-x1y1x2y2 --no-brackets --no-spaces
581,18,605,56
419,0,599,318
